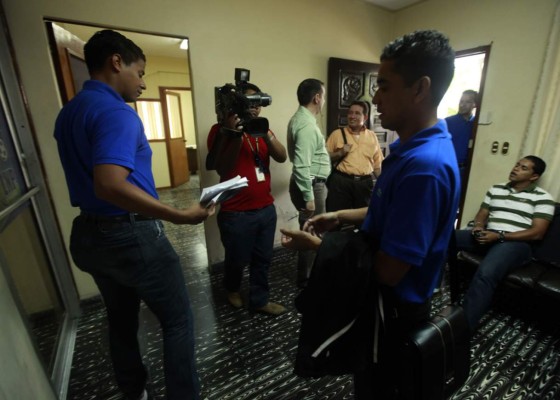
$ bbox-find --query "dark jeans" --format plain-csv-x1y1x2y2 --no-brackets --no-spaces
217,204,276,308
456,229,532,332
288,176,327,285
70,215,200,400
326,171,374,212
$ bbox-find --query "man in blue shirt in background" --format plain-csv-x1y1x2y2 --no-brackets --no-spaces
446,89,478,195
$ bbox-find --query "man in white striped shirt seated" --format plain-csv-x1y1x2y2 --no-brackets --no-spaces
457,155,555,333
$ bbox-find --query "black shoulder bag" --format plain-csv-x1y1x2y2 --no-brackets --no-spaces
397,233,471,400
326,127,347,188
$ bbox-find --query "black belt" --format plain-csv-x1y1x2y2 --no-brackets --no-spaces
81,212,154,223
311,176,327,184
334,170,373,181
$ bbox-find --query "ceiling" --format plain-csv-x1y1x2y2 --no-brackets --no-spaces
58,1,424,58
58,22,188,59
364,0,425,11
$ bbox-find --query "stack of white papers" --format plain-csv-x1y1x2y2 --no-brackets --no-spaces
200,175,248,206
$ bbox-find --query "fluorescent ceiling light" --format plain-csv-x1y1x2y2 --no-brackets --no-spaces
179,39,189,50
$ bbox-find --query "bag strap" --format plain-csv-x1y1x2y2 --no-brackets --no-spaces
332,128,348,171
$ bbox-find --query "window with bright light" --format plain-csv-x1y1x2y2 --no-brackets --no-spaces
136,100,165,140
438,54,485,119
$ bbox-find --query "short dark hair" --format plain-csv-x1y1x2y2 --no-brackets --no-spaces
462,89,478,103
350,100,369,115
297,79,324,105
381,30,455,106
239,83,261,94
524,155,546,176
84,30,146,74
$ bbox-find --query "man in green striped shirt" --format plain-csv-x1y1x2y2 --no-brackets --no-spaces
457,155,555,332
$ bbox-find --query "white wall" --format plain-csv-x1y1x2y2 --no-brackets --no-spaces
393,0,558,225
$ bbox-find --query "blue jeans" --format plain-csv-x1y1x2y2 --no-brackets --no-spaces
217,204,276,308
456,229,532,332
289,176,328,285
70,215,200,400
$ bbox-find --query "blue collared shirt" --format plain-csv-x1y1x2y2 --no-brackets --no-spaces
362,119,460,303
445,113,474,165
54,80,157,215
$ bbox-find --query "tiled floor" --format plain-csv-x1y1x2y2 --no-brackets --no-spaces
65,175,560,399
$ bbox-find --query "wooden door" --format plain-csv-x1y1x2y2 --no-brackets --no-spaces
161,89,189,187
327,57,397,155
45,22,89,103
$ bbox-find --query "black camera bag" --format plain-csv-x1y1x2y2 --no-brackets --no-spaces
398,304,470,400
397,233,470,400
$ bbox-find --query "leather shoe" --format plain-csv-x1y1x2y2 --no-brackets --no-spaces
227,291,243,308
255,302,287,315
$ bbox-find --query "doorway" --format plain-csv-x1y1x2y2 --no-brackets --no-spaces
439,46,491,225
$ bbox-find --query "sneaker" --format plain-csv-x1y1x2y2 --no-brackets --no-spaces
227,291,243,308
255,302,287,315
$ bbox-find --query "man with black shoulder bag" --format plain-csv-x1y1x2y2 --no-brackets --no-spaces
325,100,384,212
281,30,467,399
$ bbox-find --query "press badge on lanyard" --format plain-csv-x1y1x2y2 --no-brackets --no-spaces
245,133,267,182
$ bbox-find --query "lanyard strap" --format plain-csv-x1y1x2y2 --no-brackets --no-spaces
244,133,267,171
244,133,260,157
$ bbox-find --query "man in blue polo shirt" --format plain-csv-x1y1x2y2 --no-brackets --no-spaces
54,30,214,400
446,89,477,195
280,30,460,398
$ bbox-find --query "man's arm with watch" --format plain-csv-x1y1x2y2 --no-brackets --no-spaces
476,218,551,244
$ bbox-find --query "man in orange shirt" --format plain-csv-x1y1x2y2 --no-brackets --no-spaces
325,100,384,212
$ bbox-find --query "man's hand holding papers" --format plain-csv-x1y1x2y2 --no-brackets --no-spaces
200,175,248,207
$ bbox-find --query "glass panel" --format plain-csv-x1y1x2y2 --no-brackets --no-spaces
0,98,26,221
0,54,64,375
0,207,63,368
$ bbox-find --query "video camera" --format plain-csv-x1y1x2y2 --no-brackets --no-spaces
214,68,272,137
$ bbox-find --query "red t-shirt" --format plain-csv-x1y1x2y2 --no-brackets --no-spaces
207,124,274,211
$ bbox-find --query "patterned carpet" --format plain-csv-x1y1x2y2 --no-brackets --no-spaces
64,176,560,399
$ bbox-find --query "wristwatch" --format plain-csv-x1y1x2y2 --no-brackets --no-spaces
498,231,505,243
